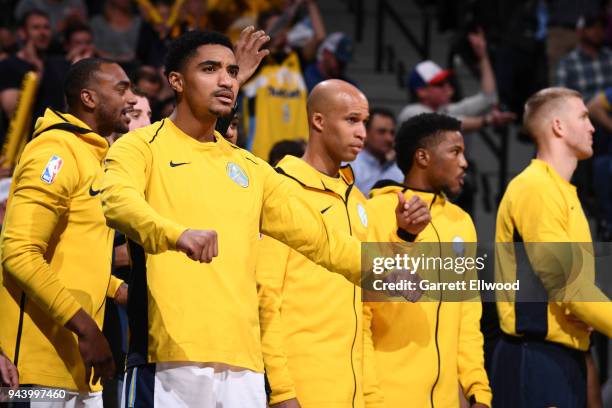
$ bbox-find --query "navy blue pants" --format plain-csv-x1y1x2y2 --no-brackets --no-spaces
490,335,587,408
123,364,155,408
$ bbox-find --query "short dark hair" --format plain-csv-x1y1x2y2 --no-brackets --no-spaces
19,9,49,28
395,112,462,174
268,139,305,166
134,66,162,85
367,107,395,130
164,30,234,78
64,57,115,109
64,23,91,44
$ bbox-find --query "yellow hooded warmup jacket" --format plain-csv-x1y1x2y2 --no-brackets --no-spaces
0,109,120,392
364,181,492,408
257,155,384,408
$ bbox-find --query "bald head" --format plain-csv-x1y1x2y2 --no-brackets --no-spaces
307,79,367,119
305,79,369,164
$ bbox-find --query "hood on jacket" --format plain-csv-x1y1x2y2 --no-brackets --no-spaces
33,109,109,160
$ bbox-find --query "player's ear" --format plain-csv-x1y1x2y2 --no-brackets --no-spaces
312,112,324,132
80,89,96,109
168,71,184,93
551,117,564,138
414,147,429,167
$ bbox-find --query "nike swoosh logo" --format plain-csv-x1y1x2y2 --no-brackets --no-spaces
89,185,101,196
321,205,333,214
170,160,191,167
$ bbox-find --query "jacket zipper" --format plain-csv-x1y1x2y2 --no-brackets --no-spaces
342,184,357,408
428,195,442,408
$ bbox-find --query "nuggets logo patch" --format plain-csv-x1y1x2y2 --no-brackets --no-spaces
227,162,249,188
452,236,465,256
357,203,368,227
41,155,64,184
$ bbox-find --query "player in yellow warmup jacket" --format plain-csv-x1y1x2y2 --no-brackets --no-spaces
365,113,491,408
492,88,612,407
0,59,135,404
100,31,421,407
256,80,431,408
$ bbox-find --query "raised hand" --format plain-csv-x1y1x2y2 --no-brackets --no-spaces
235,26,270,86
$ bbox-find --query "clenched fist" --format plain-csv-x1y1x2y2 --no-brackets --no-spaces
395,192,431,237
176,229,219,263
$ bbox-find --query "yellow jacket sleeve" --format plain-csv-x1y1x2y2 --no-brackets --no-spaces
362,303,385,408
101,132,186,254
259,161,361,284
106,275,124,298
1,138,82,326
457,301,492,407
256,235,296,404
513,184,612,337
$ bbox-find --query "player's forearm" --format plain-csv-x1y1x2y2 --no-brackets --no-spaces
101,188,185,254
2,248,82,326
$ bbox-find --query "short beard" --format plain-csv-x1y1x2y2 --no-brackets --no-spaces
96,108,128,136
441,184,462,200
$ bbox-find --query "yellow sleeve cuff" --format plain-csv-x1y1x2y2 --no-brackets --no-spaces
469,390,492,407
165,223,188,251
57,298,83,327
269,389,297,406
107,275,124,298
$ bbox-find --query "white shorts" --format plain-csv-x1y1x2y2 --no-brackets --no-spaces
28,386,102,408
122,362,265,408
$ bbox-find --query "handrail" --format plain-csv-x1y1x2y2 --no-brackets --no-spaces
375,0,431,73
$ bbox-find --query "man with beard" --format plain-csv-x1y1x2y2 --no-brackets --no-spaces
365,113,491,408
101,31,423,407
0,58,136,406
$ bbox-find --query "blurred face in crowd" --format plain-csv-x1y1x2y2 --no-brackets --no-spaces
264,14,288,54
225,115,239,144
321,50,343,78
315,85,369,163
89,63,137,134
169,44,239,119
136,77,162,100
23,14,51,52
66,29,94,56
558,96,594,160
579,22,606,49
422,130,467,197
365,113,396,159
416,81,454,110
128,95,152,130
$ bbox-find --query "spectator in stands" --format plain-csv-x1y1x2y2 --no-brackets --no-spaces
268,139,306,166
133,66,162,101
63,23,95,63
241,8,309,160
15,0,87,38
90,0,141,63
588,89,612,239
304,31,356,92
0,10,67,133
546,0,601,83
555,12,612,102
127,90,152,131
352,107,403,194
399,29,514,131
135,0,172,68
